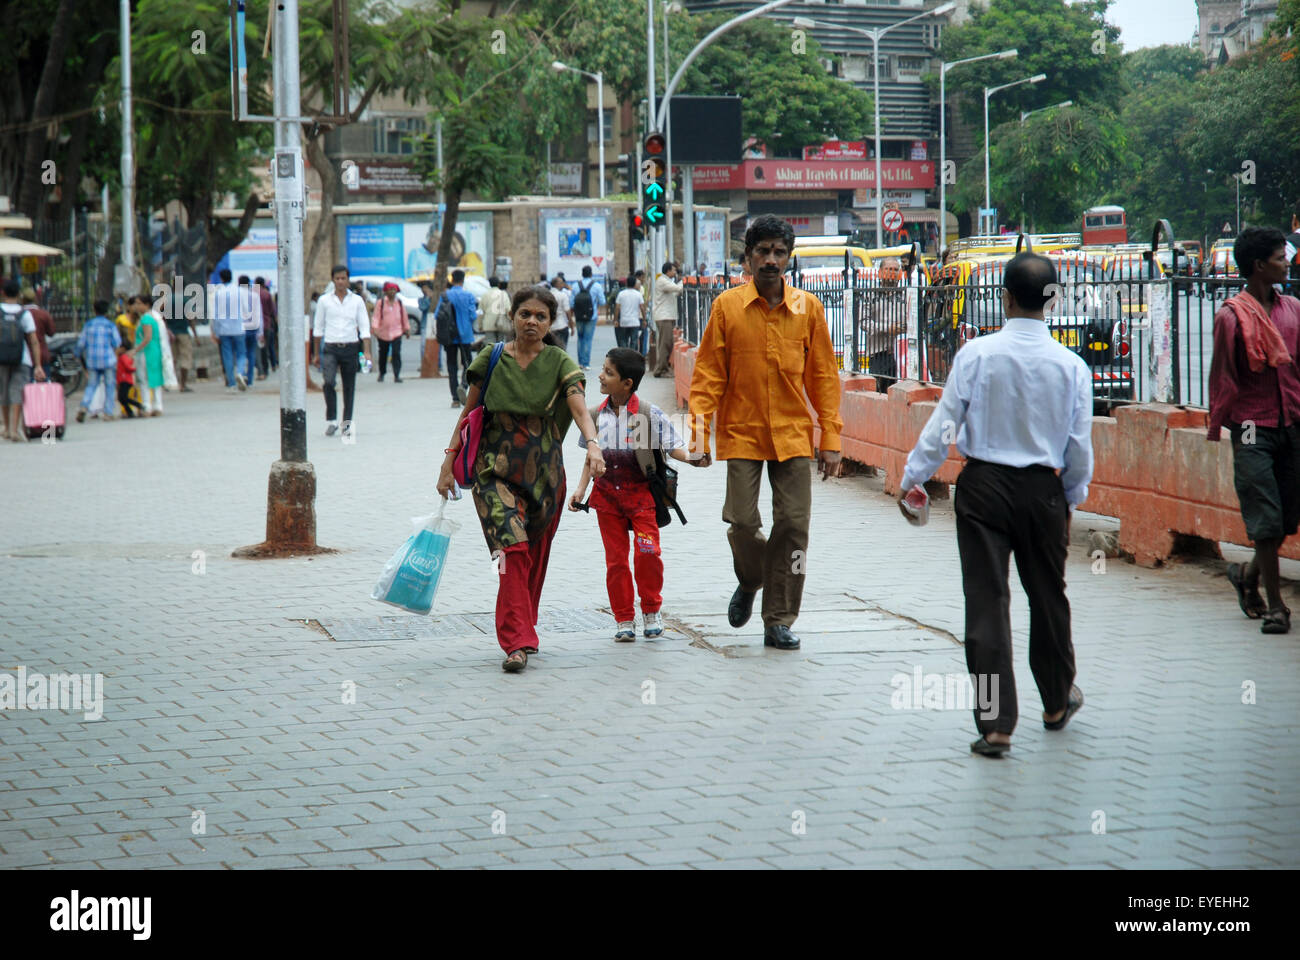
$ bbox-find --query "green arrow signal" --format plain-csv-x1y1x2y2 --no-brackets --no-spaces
645,182,664,199
645,204,663,223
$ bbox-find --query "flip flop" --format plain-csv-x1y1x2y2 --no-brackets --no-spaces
1044,685,1084,730
502,650,528,672
1227,563,1266,619
970,736,1010,757
1261,606,1291,635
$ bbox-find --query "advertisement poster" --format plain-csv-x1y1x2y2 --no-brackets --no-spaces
540,211,611,280
695,212,726,276
211,226,278,286
342,212,491,280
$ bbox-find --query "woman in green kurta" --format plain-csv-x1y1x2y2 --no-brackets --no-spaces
131,296,165,416
437,287,605,672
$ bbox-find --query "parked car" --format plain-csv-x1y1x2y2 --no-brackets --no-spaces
347,275,424,332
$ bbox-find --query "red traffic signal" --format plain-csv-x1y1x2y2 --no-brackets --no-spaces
632,213,644,227
643,132,666,156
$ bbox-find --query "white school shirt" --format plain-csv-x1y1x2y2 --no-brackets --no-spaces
616,288,644,327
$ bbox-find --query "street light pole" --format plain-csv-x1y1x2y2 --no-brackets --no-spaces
791,5,954,247
119,0,134,279
982,73,1045,234
940,49,1017,248
1018,100,1070,234
552,62,605,199
235,0,319,558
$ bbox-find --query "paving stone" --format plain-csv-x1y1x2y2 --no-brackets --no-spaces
3,339,1298,870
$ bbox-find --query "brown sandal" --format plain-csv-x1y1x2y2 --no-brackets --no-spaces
502,649,528,672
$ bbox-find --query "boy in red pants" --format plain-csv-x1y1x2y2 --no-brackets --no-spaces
570,347,700,640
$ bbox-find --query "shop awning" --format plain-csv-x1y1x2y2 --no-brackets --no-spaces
0,236,65,257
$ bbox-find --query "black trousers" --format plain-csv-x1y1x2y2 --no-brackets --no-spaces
955,458,1075,736
376,336,402,379
117,382,145,417
446,342,472,400
321,341,360,424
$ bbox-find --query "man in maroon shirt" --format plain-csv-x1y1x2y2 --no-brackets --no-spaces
1207,227,1300,634
20,287,55,375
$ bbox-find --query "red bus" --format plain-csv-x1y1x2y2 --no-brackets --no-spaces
1082,205,1127,245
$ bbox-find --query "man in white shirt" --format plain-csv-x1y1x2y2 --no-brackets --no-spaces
900,252,1093,758
238,275,262,385
614,276,646,351
549,275,574,349
311,264,372,437
651,261,684,378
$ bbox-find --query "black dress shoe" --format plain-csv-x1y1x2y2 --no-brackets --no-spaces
728,586,757,628
763,624,800,649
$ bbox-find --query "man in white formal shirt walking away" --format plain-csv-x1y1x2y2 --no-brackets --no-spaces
312,264,372,438
899,253,1093,758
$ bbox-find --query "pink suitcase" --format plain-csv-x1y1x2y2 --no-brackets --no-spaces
23,381,66,440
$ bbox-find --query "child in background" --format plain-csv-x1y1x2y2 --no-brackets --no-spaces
115,345,144,419
569,347,702,641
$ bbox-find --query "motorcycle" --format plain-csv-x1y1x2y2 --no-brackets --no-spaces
45,333,86,397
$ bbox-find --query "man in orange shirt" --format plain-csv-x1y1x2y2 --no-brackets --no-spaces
688,215,844,650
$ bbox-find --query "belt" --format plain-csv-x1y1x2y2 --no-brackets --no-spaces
323,340,360,348
965,457,1057,474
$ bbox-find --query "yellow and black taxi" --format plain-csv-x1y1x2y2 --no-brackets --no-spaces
925,249,1133,411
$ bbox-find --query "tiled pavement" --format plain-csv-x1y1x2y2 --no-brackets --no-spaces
1,324,1298,869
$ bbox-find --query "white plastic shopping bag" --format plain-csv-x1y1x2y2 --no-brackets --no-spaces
371,499,460,615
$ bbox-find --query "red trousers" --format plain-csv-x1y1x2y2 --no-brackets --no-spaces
595,500,663,623
494,486,564,655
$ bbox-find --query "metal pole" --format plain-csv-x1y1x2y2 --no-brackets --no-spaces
939,63,946,249
983,86,991,236
235,0,318,557
596,71,605,199
274,0,306,464
663,2,673,263
683,165,695,272
873,30,883,248
646,1,661,290
120,0,135,274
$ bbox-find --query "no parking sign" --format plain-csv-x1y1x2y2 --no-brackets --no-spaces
882,209,904,232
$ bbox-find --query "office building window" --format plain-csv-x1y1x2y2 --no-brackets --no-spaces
587,108,613,145
373,116,426,155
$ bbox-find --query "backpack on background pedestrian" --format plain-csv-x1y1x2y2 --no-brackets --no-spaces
570,265,605,369
569,347,702,642
0,279,48,442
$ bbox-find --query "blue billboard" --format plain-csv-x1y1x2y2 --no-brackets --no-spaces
345,224,405,276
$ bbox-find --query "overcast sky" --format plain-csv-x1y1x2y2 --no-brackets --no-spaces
1108,0,1200,50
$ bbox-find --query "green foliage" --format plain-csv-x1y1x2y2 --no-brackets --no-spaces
951,105,1126,231
1121,44,1203,89
940,0,1123,128
676,13,874,153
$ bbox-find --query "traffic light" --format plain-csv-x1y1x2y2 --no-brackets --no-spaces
628,208,645,242
641,131,667,230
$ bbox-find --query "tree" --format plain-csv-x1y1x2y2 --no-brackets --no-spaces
939,0,1123,129
951,104,1126,232
675,12,874,154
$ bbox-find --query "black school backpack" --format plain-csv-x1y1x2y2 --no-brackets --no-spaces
0,304,27,367
572,279,596,324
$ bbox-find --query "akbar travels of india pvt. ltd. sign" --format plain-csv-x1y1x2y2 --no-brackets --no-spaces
690,160,935,192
